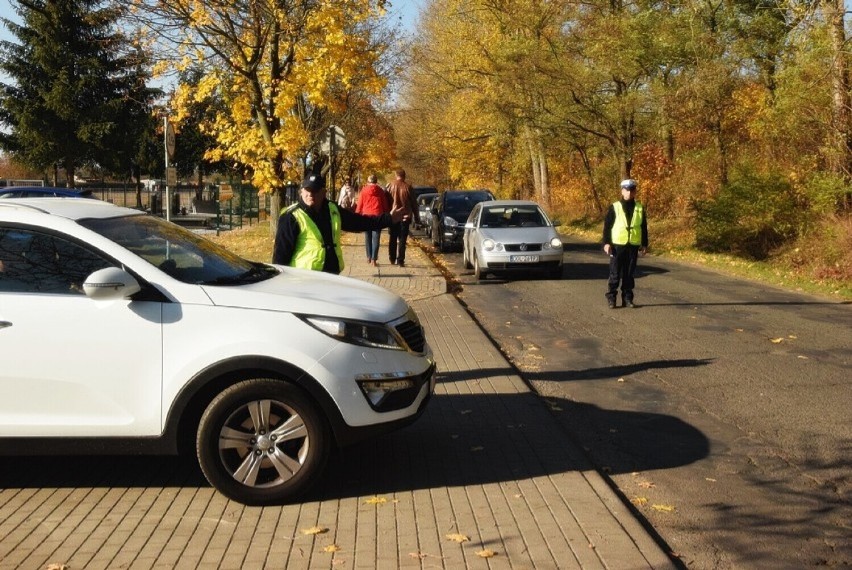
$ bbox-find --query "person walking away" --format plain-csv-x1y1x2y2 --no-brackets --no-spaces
356,174,390,266
602,179,648,308
273,174,406,274
338,179,357,211
386,169,419,267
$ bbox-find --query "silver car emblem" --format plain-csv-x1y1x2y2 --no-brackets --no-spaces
520,243,528,251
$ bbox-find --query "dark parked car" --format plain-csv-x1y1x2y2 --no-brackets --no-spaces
430,190,495,252
0,186,94,199
412,186,438,200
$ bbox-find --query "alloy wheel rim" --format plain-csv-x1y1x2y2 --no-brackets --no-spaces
217,399,309,488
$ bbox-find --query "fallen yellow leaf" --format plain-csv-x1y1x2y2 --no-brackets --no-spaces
446,533,470,543
364,496,387,505
770,337,784,344
788,335,797,339
302,526,329,535
476,549,497,558
632,497,648,506
323,544,340,553
652,504,675,512
638,480,655,489
797,355,809,360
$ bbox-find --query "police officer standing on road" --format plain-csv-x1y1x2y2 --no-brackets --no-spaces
273,173,406,274
602,179,648,308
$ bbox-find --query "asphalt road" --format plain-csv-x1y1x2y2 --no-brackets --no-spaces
417,231,851,569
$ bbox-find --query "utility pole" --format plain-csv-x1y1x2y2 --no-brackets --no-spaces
163,111,176,221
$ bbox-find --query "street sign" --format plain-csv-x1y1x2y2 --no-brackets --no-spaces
320,125,346,153
165,121,176,159
166,166,177,187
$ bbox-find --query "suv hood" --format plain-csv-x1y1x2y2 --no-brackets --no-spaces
201,266,409,323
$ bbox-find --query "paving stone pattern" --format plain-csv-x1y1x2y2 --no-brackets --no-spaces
0,233,675,570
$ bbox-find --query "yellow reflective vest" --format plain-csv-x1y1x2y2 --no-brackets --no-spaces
280,202,344,271
611,201,644,246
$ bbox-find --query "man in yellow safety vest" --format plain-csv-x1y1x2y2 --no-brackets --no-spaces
602,179,648,308
273,174,407,274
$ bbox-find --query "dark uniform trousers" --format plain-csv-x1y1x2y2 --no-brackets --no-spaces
606,244,639,303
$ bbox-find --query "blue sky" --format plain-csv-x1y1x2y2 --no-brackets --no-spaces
386,0,424,34
0,0,423,90
0,0,423,41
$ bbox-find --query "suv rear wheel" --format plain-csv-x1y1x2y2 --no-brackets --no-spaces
197,378,329,505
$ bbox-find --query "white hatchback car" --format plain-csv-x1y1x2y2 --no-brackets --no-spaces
0,199,435,505
462,200,563,281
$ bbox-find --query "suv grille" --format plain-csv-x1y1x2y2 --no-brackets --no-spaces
395,319,426,353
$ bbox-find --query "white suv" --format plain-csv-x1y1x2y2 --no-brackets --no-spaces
0,199,435,505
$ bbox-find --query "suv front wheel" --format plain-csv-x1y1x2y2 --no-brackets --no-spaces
197,378,329,505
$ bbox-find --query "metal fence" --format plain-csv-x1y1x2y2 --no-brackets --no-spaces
88,184,266,230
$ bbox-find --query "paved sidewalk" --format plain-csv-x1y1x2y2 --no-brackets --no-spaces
0,232,675,570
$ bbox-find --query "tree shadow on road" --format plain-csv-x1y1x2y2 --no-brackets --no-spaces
524,358,714,383
0,391,707,500
316,390,709,500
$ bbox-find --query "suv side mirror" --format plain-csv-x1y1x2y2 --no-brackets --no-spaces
83,267,142,300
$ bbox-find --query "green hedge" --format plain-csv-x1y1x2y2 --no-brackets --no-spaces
693,168,803,260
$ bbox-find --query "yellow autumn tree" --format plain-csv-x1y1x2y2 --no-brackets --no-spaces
399,0,572,204
131,0,387,231
399,0,503,191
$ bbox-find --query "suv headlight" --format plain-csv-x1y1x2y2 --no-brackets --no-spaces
444,216,459,228
300,315,403,350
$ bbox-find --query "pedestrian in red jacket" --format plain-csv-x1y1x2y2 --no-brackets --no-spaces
356,174,391,266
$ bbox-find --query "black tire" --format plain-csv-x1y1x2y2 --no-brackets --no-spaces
197,378,329,506
474,254,487,281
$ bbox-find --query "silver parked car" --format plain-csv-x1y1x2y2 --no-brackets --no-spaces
462,200,563,281
416,192,438,232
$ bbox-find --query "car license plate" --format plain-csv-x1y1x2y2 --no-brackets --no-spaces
510,255,539,262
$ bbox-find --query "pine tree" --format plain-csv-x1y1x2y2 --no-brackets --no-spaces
0,0,155,186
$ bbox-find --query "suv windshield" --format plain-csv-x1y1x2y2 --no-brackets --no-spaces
81,214,277,285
